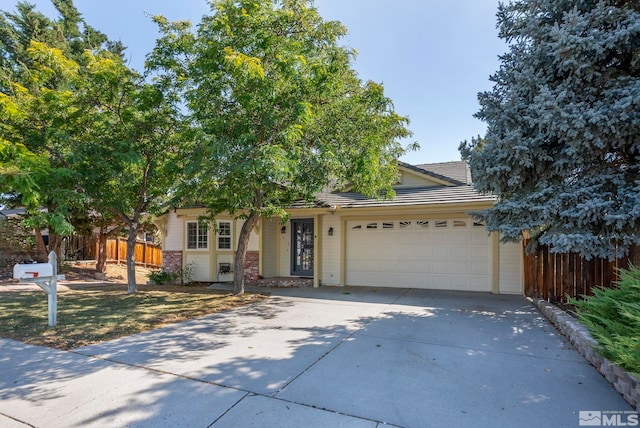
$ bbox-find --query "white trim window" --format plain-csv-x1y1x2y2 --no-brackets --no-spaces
217,220,232,250
186,221,209,250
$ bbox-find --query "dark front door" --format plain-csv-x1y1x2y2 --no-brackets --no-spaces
291,219,314,276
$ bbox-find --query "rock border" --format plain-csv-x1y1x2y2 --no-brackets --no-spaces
531,298,639,411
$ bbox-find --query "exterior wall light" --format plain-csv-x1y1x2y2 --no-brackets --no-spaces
281,226,286,234
328,227,334,236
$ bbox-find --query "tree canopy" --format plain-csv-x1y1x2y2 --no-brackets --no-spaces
0,1,121,257
460,0,640,260
149,0,413,293
1,2,180,292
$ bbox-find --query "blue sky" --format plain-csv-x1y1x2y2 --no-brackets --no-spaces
5,0,506,164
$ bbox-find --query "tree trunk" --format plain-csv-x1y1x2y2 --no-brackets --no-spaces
48,232,62,260
126,224,138,293
34,228,48,262
96,226,108,273
233,211,261,295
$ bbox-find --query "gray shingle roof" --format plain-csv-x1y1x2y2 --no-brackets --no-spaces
290,185,494,209
414,161,472,185
0,208,27,218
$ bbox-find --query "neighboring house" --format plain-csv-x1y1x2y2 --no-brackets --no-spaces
154,161,523,294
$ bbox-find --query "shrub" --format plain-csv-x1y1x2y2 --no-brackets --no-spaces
148,270,173,285
569,266,640,377
148,263,195,286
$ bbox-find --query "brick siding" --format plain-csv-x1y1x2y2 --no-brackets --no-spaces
163,250,183,273
244,251,259,283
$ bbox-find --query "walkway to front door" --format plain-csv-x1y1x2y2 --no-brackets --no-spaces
291,219,314,276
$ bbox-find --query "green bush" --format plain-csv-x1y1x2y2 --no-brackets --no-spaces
148,270,174,285
147,263,195,286
569,266,640,377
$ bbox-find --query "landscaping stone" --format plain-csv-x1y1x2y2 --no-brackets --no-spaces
532,298,640,411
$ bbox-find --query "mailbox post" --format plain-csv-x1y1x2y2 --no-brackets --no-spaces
13,252,63,327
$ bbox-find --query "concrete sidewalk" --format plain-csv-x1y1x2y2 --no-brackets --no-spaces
0,287,634,427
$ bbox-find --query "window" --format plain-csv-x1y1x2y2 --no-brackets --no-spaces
366,223,378,229
453,220,467,228
382,222,394,229
399,221,412,229
352,224,362,230
435,220,448,228
187,221,208,249
217,221,232,250
416,220,429,229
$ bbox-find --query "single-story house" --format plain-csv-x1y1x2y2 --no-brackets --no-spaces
154,161,523,294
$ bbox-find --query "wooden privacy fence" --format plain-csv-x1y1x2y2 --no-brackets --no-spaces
523,242,632,303
103,238,162,268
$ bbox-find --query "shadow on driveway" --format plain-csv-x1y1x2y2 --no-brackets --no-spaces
0,288,634,427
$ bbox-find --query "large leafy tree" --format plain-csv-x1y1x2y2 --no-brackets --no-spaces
0,40,82,258
460,0,640,260
0,1,121,259
71,50,183,293
1,2,177,292
149,0,413,294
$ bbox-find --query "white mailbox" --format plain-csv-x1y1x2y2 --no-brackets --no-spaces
13,263,54,280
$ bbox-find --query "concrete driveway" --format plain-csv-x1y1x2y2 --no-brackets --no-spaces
0,287,633,427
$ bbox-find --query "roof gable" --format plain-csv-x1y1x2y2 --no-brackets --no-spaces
396,161,469,187
287,161,486,211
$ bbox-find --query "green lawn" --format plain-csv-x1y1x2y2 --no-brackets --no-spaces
0,284,267,350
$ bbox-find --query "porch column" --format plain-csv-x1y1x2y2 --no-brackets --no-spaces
492,232,500,294
258,217,263,278
313,214,321,288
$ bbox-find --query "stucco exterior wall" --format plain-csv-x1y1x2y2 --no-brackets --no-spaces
261,219,278,278
163,211,184,251
321,214,341,286
499,240,523,294
278,222,291,276
395,171,442,188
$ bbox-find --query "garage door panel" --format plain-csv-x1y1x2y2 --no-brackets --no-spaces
470,262,491,275
472,233,491,245
450,247,470,258
349,272,408,287
431,247,451,259
429,232,451,245
355,246,388,259
431,262,457,275
470,246,489,257
346,219,491,291
413,261,433,273
450,233,470,245
394,260,416,272
396,245,420,258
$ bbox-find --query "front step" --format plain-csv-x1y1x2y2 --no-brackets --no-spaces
252,277,313,288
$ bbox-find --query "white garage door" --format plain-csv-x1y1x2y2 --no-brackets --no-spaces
346,218,491,291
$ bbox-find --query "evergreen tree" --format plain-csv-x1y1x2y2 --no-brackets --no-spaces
460,0,640,259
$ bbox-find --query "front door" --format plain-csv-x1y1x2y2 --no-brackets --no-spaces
291,219,314,276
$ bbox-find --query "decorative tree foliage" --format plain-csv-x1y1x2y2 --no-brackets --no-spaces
70,50,183,293
1,1,181,292
0,40,82,258
461,0,640,259
0,1,119,260
149,0,413,294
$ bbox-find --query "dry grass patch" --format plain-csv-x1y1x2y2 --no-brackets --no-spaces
0,284,268,350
